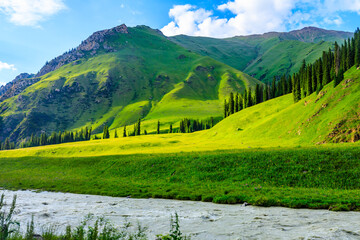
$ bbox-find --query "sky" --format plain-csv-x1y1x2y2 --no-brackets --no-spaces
1,0,360,86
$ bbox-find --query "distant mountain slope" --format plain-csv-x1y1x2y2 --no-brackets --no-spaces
170,27,353,82
0,25,261,142
204,66,360,146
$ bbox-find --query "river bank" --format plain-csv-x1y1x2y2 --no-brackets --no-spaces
2,190,360,239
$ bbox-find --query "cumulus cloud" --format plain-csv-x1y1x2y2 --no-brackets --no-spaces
161,0,360,38
0,61,16,71
0,0,66,27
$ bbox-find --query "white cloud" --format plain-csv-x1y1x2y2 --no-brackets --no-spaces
0,0,66,27
161,0,360,38
0,61,16,71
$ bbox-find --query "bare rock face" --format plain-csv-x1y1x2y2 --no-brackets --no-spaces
0,73,39,102
36,24,128,77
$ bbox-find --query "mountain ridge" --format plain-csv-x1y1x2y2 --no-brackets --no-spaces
170,26,353,82
0,26,352,102
0,24,261,142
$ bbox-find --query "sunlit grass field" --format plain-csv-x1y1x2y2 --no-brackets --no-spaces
0,67,359,210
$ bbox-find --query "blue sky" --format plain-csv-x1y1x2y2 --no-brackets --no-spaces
1,0,360,85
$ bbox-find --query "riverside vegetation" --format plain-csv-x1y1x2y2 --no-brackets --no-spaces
0,194,190,240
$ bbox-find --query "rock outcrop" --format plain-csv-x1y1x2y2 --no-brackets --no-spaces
36,24,128,77
0,73,39,102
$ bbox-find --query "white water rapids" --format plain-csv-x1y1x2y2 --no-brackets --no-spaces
1,190,360,239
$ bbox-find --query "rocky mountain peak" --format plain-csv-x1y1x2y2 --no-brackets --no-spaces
0,73,39,102
78,24,128,52
35,24,129,78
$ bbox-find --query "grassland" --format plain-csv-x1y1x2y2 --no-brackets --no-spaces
0,146,360,211
0,26,261,142
0,67,359,210
171,34,336,83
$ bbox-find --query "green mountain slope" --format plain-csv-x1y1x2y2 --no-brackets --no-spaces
0,25,261,142
170,27,352,82
1,66,359,158
204,66,360,147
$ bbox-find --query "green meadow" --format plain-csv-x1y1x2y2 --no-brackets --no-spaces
1,66,359,210
1,145,360,211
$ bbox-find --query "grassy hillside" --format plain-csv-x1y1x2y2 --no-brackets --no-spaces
171,27,352,82
0,67,359,210
0,25,261,142
206,66,360,146
1,66,359,157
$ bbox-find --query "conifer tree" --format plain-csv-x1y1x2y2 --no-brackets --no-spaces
263,86,268,102
157,121,160,134
103,125,110,139
247,88,253,107
229,92,234,114
334,41,340,75
355,28,360,66
235,93,239,112
114,129,118,138
136,119,141,136
123,125,127,137
4,137,10,150
169,124,173,133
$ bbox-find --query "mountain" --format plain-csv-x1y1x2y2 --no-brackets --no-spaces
204,66,360,146
0,73,38,102
2,66,359,157
0,24,261,142
170,27,353,82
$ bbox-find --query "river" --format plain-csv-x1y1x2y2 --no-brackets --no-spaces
1,190,360,239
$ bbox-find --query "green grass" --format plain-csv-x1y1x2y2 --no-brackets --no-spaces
171,34,337,83
0,146,360,210
0,60,359,211
0,26,261,141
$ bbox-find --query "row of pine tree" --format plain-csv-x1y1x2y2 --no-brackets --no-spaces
18,127,92,148
224,28,360,118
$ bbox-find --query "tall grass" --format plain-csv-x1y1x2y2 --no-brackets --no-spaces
0,195,189,240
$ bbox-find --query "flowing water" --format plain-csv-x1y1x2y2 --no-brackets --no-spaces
1,190,360,239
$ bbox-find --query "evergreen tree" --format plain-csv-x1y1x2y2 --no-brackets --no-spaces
311,64,317,93
123,125,127,137
4,137,10,150
243,89,248,108
235,93,239,112
306,66,312,95
114,129,118,138
322,52,331,85
334,41,340,75
169,124,173,133
136,119,141,136
263,86,268,102
271,76,276,98
157,121,160,134
103,125,110,139
223,99,228,118
355,28,360,66
254,84,261,104
247,88,253,107
229,92,234,114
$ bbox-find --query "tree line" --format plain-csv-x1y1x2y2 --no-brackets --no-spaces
224,28,360,118
224,75,292,118
19,127,92,148
179,117,218,133
293,28,360,102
